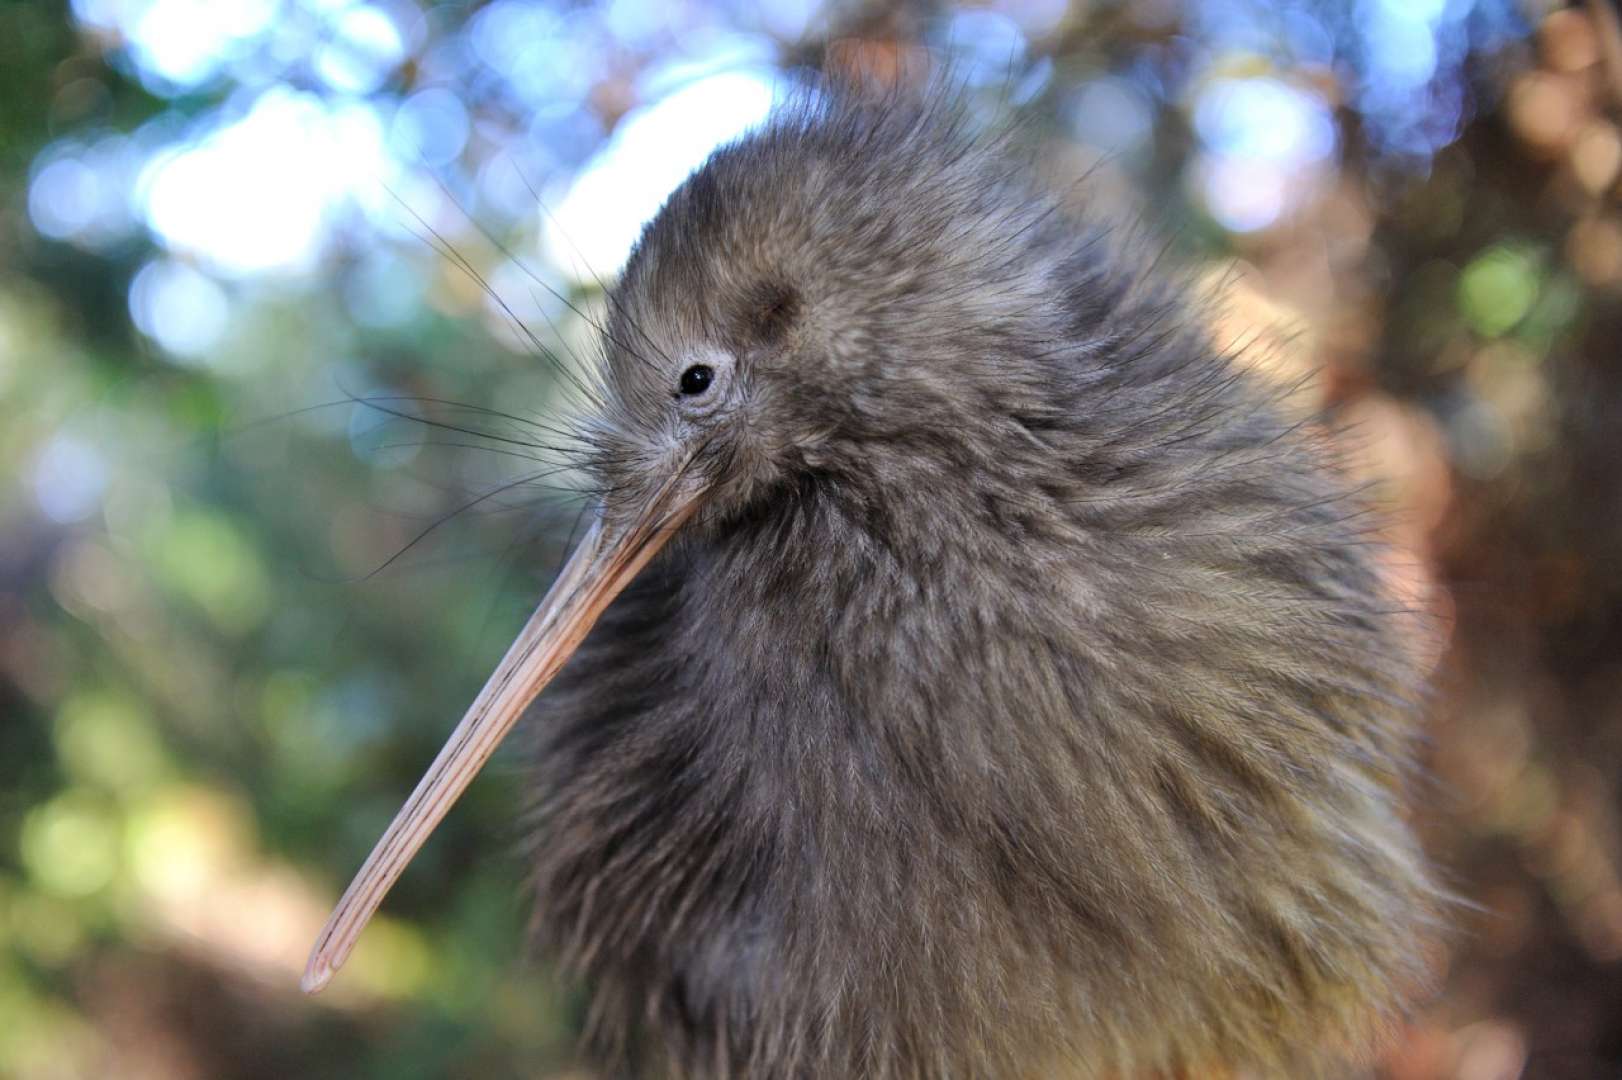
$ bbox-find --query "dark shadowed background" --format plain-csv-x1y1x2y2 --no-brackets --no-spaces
1,0,1619,1076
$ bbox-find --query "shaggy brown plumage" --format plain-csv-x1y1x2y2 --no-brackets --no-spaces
521,89,1441,1079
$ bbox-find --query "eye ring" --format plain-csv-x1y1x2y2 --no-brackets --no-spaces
679,364,714,396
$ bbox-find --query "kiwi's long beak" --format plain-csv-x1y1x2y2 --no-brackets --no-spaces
301,475,700,994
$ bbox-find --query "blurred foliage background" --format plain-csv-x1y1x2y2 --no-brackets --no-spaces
2,0,1620,1076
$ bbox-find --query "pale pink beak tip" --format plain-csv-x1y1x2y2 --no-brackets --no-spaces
301,960,334,996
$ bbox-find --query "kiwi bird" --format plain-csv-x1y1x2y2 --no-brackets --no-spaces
303,90,1440,1078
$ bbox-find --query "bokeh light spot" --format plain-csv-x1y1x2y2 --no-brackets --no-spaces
1459,246,1541,337
1193,76,1336,233
20,791,121,899
1197,155,1291,233
938,9,1028,86
129,258,232,362
27,156,103,241
55,691,169,795
548,70,780,279
1069,77,1154,155
1195,77,1336,167
314,4,406,94
127,785,254,903
145,510,272,634
124,0,280,92
31,434,107,525
391,87,471,168
141,89,390,276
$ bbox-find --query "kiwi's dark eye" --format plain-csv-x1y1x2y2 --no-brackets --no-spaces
679,364,714,396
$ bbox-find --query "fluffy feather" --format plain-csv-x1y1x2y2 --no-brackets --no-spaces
522,89,1440,1079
